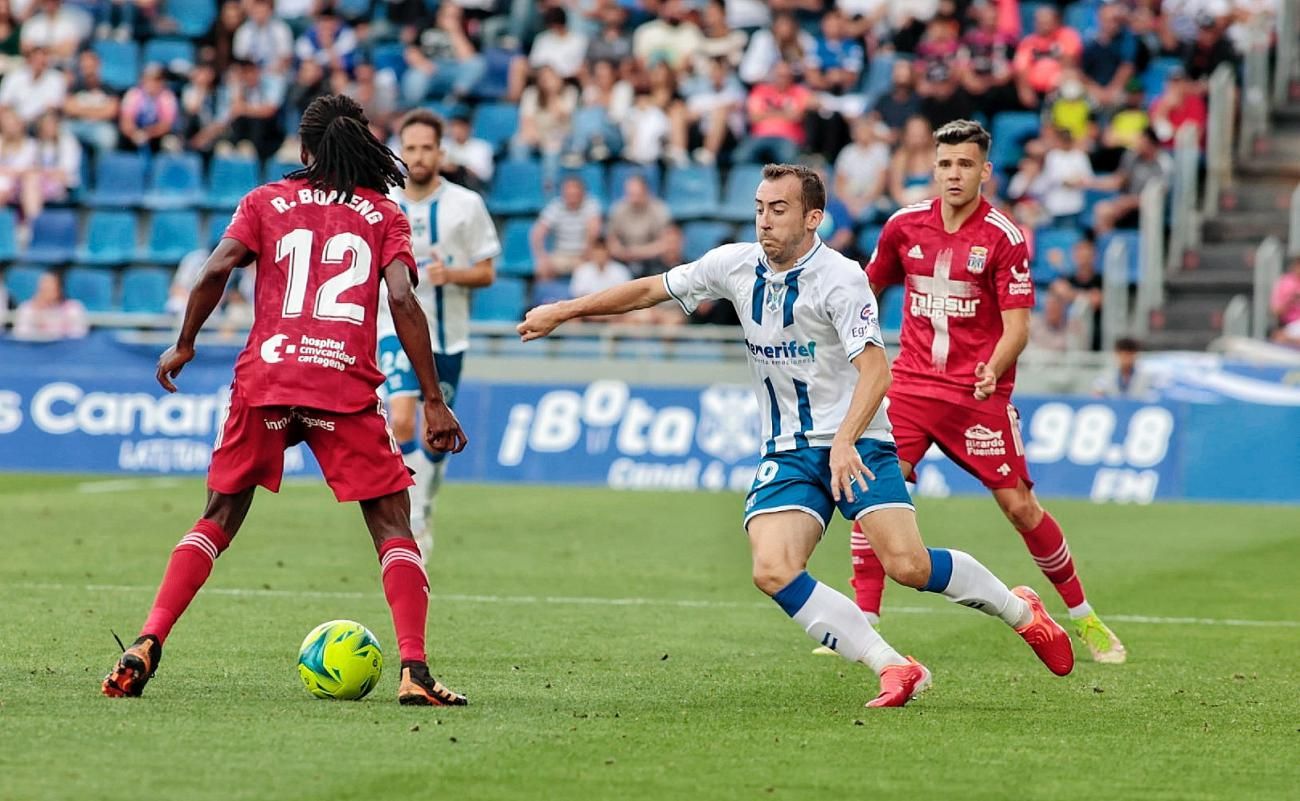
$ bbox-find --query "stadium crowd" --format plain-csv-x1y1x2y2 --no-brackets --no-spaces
0,0,1284,350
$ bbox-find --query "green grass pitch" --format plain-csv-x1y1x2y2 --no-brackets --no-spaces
1,474,1297,800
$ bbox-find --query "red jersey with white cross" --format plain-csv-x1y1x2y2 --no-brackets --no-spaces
222,179,416,413
867,197,1033,407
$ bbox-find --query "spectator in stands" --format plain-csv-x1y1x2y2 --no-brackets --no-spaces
889,115,938,207
28,107,78,214
442,113,494,190
219,58,285,160
918,57,976,131
1089,127,1172,234
1130,3,1183,74
1092,337,1153,398
232,0,294,78
274,0,314,31
914,13,960,82
733,59,811,166
1270,255,1300,348
1048,68,1091,141
0,45,65,123
837,0,887,42
956,0,1017,116
400,1,486,105
682,55,743,166
18,0,89,65
632,0,702,72
1102,79,1151,153
530,174,600,280
0,104,37,225
100,0,174,44
569,236,632,306
167,248,206,315
1150,66,1207,147
283,57,329,136
571,58,630,162
625,60,688,165
834,116,890,223
1182,14,1237,82
696,0,747,69
1037,126,1094,226
528,7,587,80
1051,234,1103,351
872,58,922,136
807,7,864,93
205,0,245,74
295,6,358,75
181,60,228,155
1013,5,1082,109
1006,149,1048,229
511,64,577,181
884,0,942,53
1081,2,1137,111
341,60,398,131
12,271,87,341
0,0,21,78
607,173,674,278
117,63,177,152
1028,291,1083,353
738,11,814,85
63,48,120,153
585,1,632,68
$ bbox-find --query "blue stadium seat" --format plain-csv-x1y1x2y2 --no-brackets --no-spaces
4,264,44,304
207,155,260,210
1143,57,1187,101
263,156,301,183
1032,227,1083,283
26,210,78,264
144,153,204,209
209,220,230,250
1019,1,1048,35
856,225,884,257
142,38,196,72
93,40,139,92
682,221,730,262
121,266,172,313
556,163,607,209
0,208,17,262
1081,186,1119,230
878,285,904,333
77,210,138,266
86,152,147,207
64,267,116,311
141,209,201,264
1097,230,1141,283
497,219,535,277
488,159,545,216
371,41,406,79
472,46,516,101
531,278,570,306
471,103,519,151
166,0,217,38
608,162,660,202
719,164,765,222
664,165,719,220
990,111,1043,171
471,276,527,321
1064,1,1101,38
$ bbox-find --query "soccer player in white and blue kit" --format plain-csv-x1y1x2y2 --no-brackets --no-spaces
519,165,1074,707
379,110,502,559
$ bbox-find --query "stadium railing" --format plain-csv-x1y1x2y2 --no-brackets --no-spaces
1203,64,1236,218
1101,233,1132,352
1134,177,1168,338
1272,0,1298,109
1166,123,1200,275
1222,295,1250,339
1289,183,1300,256
1252,236,1285,340
1238,17,1273,163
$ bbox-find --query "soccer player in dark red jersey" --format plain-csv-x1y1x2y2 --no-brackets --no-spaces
103,95,471,705
841,119,1126,663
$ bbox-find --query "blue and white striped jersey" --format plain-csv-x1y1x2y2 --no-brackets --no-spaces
663,236,893,455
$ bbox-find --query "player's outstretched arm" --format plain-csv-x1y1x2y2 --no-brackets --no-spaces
384,258,468,455
517,275,671,341
829,345,893,503
156,237,251,393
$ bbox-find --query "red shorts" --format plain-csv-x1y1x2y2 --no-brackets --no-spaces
208,388,413,502
887,391,1033,490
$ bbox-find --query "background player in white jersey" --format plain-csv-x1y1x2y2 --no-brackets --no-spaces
518,164,1074,708
378,110,502,559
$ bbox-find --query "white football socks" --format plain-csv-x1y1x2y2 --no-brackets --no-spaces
925,548,1032,629
776,572,907,674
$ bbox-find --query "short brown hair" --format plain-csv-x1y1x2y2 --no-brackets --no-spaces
399,108,444,141
760,163,826,213
934,119,991,156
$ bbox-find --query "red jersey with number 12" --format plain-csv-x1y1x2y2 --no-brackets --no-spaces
222,178,416,413
867,197,1033,407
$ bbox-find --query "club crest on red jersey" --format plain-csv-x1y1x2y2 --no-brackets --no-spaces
966,246,988,275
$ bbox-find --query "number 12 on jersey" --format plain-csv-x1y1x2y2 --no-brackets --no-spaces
276,228,373,325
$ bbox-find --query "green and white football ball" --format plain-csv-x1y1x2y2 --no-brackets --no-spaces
297,620,383,700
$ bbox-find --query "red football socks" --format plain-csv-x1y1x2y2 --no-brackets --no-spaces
378,538,429,663
141,519,232,644
849,523,886,617
1018,511,1086,609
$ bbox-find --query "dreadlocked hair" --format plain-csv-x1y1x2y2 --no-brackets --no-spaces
288,94,406,200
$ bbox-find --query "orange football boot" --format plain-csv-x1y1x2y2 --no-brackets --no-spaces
1012,586,1075,676
866,657,932,708
102,635,162,698
397,662,467,706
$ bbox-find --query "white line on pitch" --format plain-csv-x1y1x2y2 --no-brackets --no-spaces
9,581,1300,629
76,478,186,494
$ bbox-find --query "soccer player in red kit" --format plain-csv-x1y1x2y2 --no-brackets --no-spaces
103,95,471,705
846,119,1126,663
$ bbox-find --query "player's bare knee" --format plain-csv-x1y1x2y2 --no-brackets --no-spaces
999,494,1043,532
200,488,255,538
390,414,417,444
752,562,799,597
877,547,931,589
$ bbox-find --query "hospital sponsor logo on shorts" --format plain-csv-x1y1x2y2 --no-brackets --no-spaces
260,333,357,371
263,409,337,432
964,424,1006,457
